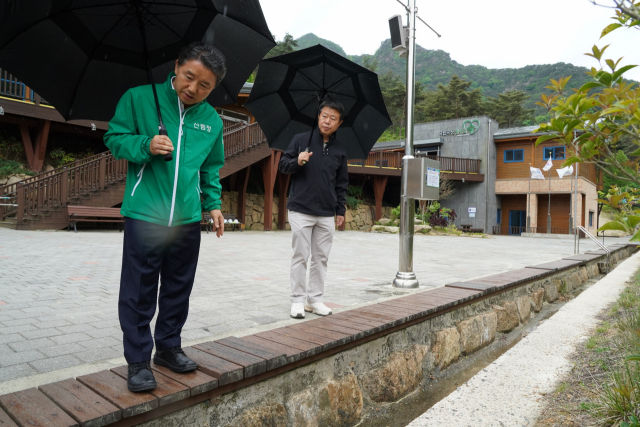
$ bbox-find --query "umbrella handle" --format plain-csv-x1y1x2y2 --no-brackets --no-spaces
301,147,310,165
160,124,172,162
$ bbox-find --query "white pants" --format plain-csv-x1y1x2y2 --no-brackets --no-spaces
289,210,335,303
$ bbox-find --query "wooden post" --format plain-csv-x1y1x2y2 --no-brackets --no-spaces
99,156,106,190
236,166,251,224
61,169,68,207
262,151,281,231
19,124,35,170
16,183,24,222
277,171,290,231
32,120,51,171
372,176,388,221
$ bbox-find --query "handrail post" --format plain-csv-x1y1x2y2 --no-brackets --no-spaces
61,168,68,207
99,156,106,190
16,183,24,223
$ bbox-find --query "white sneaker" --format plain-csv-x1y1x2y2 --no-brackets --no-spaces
304,302,332,316
290,302,305,319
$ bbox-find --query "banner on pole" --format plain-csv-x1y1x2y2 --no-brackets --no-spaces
543,159,553,171
556,165,574,178
530,167,545,180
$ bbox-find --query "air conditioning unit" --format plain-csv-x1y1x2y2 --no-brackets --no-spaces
389,15,407,53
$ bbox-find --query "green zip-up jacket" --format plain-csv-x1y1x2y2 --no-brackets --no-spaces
104,73,224,227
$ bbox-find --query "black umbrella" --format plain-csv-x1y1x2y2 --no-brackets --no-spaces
0,0,274,122
244,45,392,160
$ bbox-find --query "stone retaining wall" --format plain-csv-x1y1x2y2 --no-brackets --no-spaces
138,246,636,427
220,191,391,232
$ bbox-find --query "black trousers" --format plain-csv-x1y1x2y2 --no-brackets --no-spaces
119,217,201,364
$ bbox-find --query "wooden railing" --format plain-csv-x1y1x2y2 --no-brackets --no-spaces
492,226,572,236
347,153,481,174
1,121,268,222
223,121,266,158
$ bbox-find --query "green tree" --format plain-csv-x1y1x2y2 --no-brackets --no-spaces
250,33,299,81
264,33,298,59
361,54,379,73
535,1,640,188
417,75,486,121
485,90,534,128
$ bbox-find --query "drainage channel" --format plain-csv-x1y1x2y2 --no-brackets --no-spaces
357,277,600,427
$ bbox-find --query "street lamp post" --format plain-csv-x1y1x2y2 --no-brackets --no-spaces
393,0,419,289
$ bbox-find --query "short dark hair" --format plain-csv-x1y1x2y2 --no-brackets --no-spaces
177,42,227,88
319,99,345,121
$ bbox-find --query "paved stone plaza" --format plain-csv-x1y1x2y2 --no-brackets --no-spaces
0,228,627,385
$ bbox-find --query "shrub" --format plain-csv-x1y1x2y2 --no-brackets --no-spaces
49,148,76,168
0,136,23,161
0,160,36,179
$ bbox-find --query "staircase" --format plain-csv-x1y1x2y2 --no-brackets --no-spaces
0,122,270,230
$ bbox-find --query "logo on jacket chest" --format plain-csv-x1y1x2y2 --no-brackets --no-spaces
192,123,212,133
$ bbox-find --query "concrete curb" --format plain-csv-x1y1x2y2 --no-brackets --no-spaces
409,251,640,427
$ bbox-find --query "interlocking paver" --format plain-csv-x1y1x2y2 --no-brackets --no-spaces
0,350,46,367
28,355,82,373
0,228,628,383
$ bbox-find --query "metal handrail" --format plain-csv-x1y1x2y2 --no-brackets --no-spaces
576,225,610,272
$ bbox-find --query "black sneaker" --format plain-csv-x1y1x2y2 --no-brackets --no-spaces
153,347,197,373
127,361,157,392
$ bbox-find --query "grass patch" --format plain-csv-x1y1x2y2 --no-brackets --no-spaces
0,159,35,180
536,269,640,427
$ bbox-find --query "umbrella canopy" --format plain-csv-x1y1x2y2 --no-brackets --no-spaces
244,45,392,160
0,0,275,121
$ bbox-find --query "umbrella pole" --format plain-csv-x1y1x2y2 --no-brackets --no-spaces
133,0,172,161
394,0,419,289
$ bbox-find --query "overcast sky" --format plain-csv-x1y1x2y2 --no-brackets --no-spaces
259,0,640,80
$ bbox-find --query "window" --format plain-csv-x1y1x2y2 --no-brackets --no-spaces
589,211,594,227
504,149,524,163
543,146,566,160
497,209,502,224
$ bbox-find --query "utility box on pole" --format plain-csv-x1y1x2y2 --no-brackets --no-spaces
405,158,440,201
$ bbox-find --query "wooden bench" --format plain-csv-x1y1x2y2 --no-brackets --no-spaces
223,213,243,232
200,213,243,233
68,206,124,233
460,224,484,233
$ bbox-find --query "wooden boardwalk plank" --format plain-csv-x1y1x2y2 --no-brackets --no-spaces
469,268,549,289
526,259,582,271
349,308,404,327
268,327,339,351
39,379,121,427
149,361,217,397
0,408,18,427
287,320,365,341
308,317,374,339
215,337,287,370
286,324,353,346
562,254,602,262
445,281,497,295
367,303,422,322
254,330,323,355
76,371,157,418
110,366,189,406
242,335,312,364
0,388,78,427
181,348,244,386
194,342,267,378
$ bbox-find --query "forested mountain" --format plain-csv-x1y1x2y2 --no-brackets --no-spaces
294,35,593,115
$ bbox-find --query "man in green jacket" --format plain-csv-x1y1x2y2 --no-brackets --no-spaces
104,42,226,392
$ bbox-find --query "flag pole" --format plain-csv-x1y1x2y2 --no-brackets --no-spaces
548,166,551,234
527,163,531,233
